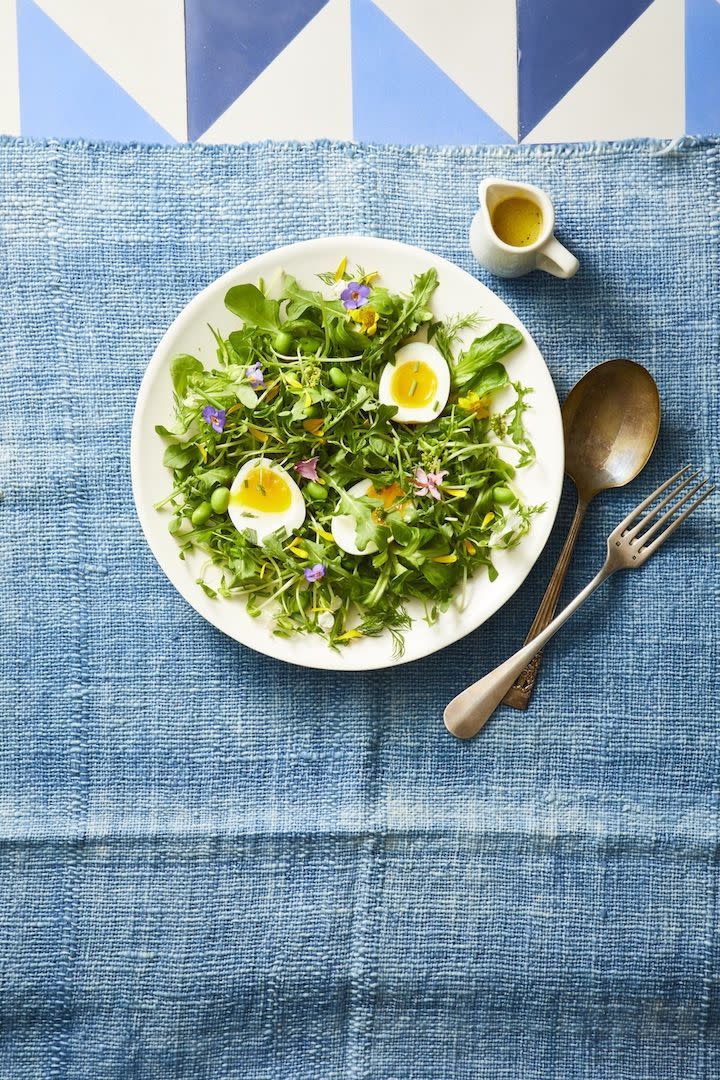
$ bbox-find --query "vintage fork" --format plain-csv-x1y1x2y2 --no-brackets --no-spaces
444,465,715,740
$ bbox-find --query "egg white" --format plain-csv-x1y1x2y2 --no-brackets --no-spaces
229,458,305,546
331,479,379,556
378,342,450,424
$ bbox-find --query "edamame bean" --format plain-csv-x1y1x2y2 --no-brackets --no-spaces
191,501,212,526
210,486,230,514
305,481,328,502
272,330,293,354
328,366,348,388
493,484,515,505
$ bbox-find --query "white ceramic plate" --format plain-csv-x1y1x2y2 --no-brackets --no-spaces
132,236,564,671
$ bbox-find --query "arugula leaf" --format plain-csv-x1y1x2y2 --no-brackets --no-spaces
170,354,203,398
466,361,509,400
336,490,382,552
224,283,280,331
451,324,523,389
163,443,196,469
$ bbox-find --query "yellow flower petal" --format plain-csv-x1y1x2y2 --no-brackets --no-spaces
259,563,267,579
444,487,466,498
304,393,312,407
314,526,335,543
349,307,379,336
464,539,476,555
458,391,491,418
481,512,495,528
249,426,268,442
432,553,458,564
362,271,379,284
336,629,362,641
285,373,302,390
197,443,208,463
333,256,347,282
303,418,325,436
288,539,309,558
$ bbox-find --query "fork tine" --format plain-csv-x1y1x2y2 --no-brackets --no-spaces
624,468,702,539
616,465,693,533
634,478,710,546
640,485,715,557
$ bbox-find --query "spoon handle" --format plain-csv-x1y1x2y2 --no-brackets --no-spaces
502,497,588,710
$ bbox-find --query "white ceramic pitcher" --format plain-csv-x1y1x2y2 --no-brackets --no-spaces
470,177,579,280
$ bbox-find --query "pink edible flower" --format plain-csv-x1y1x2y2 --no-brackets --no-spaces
294,456,320,482
412,467,448,501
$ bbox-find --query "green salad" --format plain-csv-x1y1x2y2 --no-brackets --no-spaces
156,259,543,653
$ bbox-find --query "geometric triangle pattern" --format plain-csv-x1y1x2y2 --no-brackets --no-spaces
517,0,654,139
370,0,517,139
522,0,684,144
0,0,711,145
32,0,187,140
17,0,174,143
351,0,513,145
198,0,351,143
185,0,329,141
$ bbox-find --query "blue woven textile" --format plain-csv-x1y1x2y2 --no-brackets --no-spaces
0,136,718,1079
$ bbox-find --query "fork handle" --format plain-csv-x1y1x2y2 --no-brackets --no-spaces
503,497,588,710
444,565,611,739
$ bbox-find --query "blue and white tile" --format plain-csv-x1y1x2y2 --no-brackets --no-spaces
186,0,330,141
370,0,517,140
17,0,178,142
522,0,685,143
198,0,351,143
352,0,513,144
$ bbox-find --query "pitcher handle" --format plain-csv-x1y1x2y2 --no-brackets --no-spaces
536,236,579,279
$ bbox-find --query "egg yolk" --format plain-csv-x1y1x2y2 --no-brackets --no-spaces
233,467,291,513
390,360,438,408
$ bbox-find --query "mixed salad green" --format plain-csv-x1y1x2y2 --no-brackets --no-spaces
156,259,543,653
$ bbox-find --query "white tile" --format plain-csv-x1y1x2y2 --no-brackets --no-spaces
198,0,352,143
371,0,517,139
33,0,186,139
0,0,20,135
523,0,684,143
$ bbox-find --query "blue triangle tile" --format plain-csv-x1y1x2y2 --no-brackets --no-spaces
686,0,720,134
185,0,329,140
518,0,654,139
17,0,174,143
351,0,513,144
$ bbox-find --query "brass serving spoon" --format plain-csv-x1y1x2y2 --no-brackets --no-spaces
502,358,661,709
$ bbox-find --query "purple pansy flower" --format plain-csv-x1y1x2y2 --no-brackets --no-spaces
412,467,448,501
304,563,326,583
246,362,265,390
340,281,371,310
202,405,227,434
294,456,320,482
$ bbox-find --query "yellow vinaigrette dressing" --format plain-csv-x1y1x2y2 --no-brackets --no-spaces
491,196,543,248
232,467,291,513
391,360,438,407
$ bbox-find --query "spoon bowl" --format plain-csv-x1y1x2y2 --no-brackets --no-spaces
563,358,661,500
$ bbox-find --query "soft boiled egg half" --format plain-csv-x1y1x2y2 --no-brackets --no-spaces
331,478,408,556
229,458,305,545
378,342,450,424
